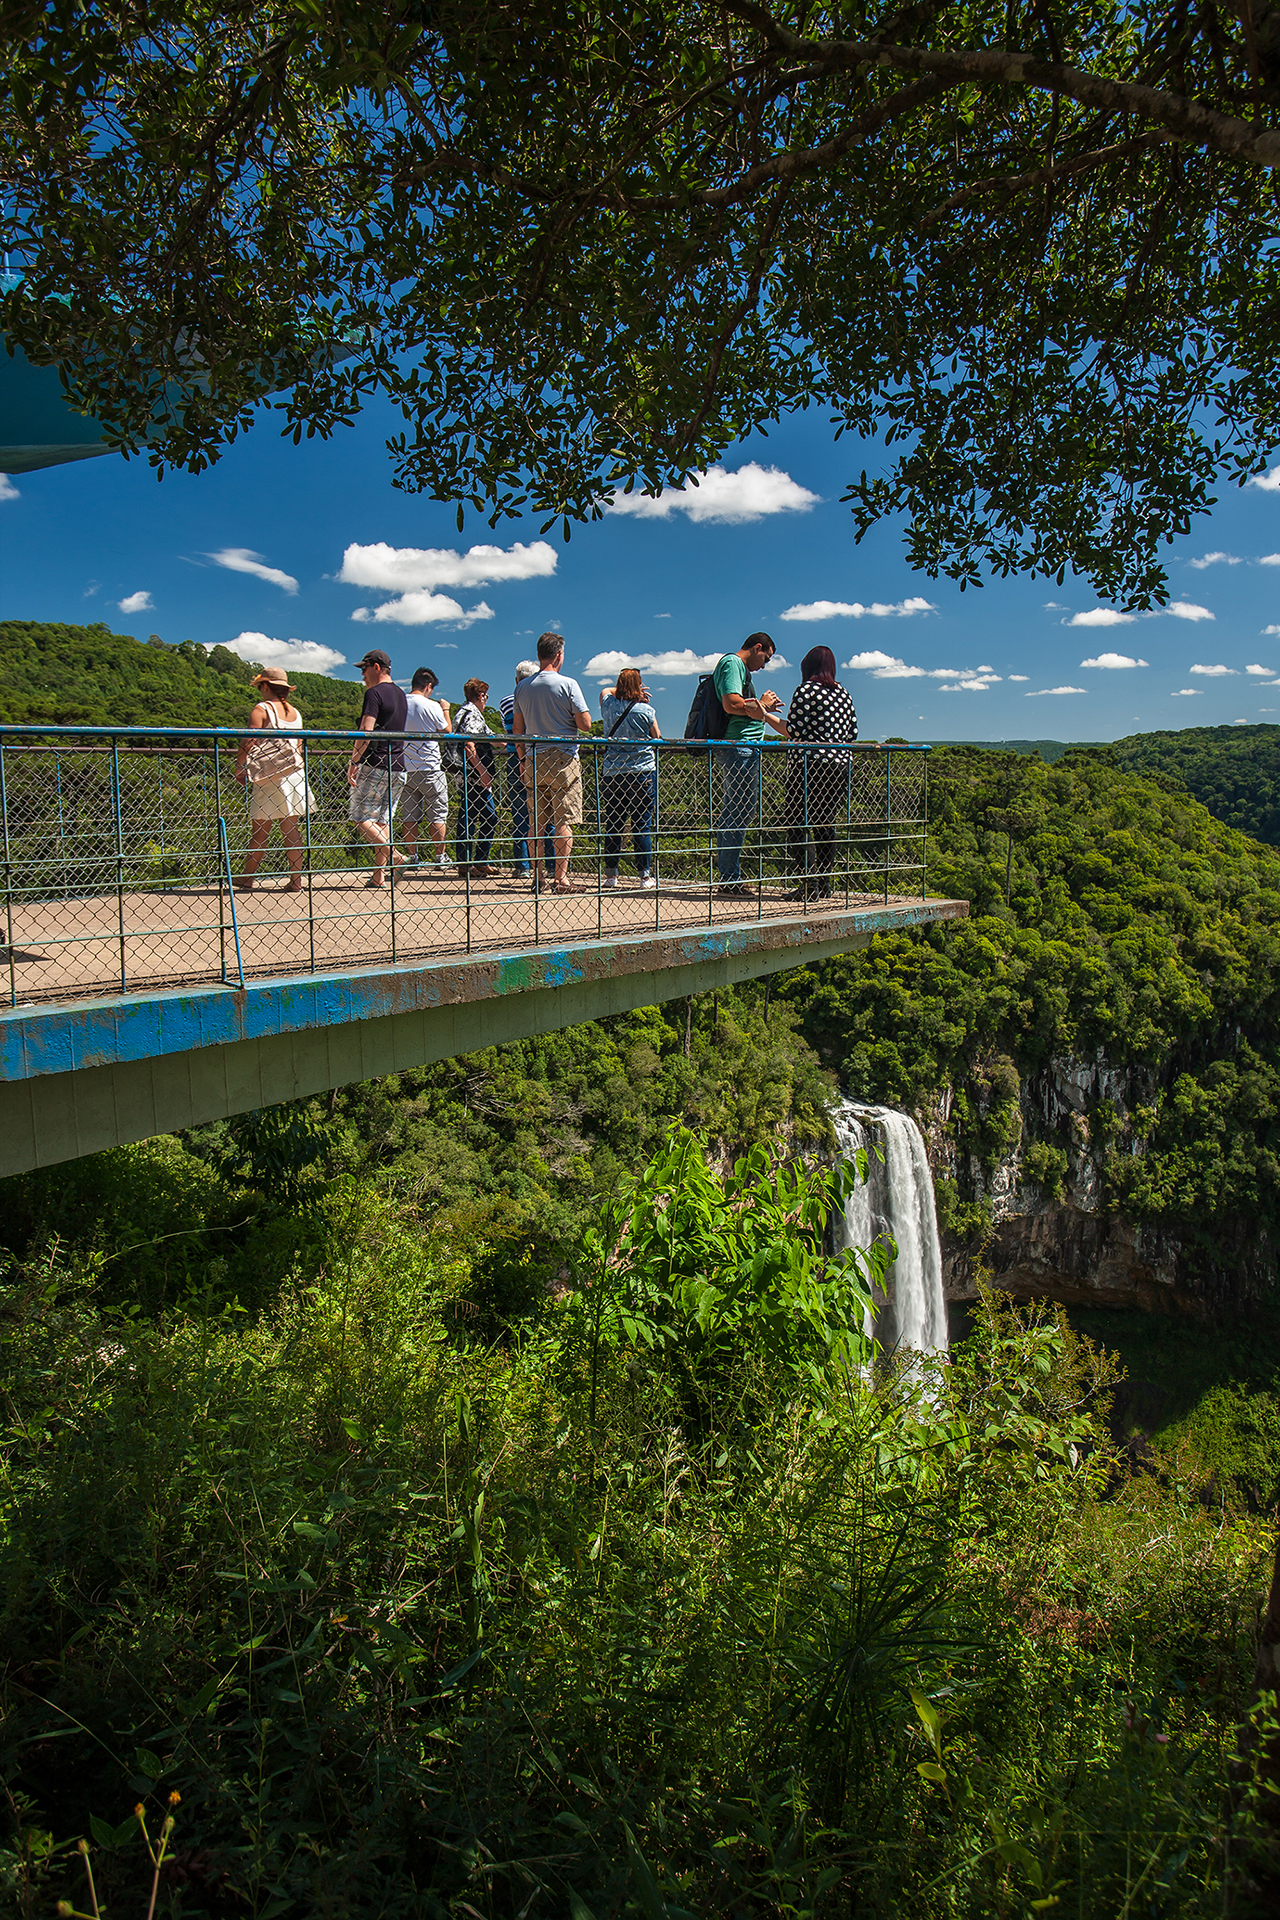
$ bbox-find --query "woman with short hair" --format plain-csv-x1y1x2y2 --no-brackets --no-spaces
784,646,857,900
598,667,661,888
454,676,498,878
233,667,316,891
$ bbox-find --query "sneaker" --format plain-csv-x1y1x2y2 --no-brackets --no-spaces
640,873,656,890
403,854,420,870
432,852,454,869
602,873,619,889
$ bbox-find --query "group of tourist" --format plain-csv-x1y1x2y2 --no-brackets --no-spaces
233,628,858,898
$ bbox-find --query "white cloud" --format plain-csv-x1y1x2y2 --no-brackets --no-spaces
436,642,458,649
224,631,347,675
843,650,997,685
117,590,153,614
1166,600,1214,621
1259,554,1280,566
1187,552,1241,569
1068,600,1213,626
1171,689,1203,696
1026,685,1087,696
608,462,818,525
0,474,18,501
208,547,299,594
353,593,494,628
1248,466,1280,491
1246,664,1273,675
783,596,935,622
1189,663,1236,676
1008,674,1030,681
1042,600,1067,610
1264,625,1280,637
1080,651,1148,669
584,647,789,676
655,612,671,618
340,537,555,625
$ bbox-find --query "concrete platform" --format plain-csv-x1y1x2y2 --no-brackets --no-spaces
0,893,967,1174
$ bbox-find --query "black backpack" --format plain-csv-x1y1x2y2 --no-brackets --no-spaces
684,665,749,742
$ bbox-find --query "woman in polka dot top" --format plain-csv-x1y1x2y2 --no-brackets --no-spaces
784,646,858,898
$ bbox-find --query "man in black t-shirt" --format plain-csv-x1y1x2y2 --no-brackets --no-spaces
347,648,410,887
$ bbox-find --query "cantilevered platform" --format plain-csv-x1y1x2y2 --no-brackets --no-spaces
0,895,967,1174
0,724,966,1171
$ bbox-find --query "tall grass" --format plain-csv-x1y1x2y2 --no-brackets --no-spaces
0,1140,1274,1917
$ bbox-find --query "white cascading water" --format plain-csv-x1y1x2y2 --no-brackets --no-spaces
833,1101,948,1354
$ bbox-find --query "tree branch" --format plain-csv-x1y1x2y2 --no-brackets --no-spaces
719,2,1280,166
917,131,1174,227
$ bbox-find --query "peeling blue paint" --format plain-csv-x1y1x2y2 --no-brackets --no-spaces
0,900,967,1084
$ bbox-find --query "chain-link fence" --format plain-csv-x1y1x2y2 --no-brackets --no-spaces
0,727,929,1009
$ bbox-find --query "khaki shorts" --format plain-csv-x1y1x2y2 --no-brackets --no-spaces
400,769,450,827
523,747,583,832
348,764,406,825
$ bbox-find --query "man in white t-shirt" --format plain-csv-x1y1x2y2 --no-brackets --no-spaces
401,666,453,870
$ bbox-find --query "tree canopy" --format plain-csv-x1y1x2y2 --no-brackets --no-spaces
4,3,1279,602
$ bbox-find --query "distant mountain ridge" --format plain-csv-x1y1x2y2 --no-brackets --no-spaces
1109,724,1280,849
0,620,363,730
929,726,1280,847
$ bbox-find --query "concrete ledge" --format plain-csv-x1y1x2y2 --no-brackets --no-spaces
0,898,967,1174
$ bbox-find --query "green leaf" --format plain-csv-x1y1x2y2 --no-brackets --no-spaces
88,1814,115,1849
916,1762,948,1784
568,1897,596,1920
134,1748,163,1779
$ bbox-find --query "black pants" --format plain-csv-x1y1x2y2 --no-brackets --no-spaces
785,759,847,890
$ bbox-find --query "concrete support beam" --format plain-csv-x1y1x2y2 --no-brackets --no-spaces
0,899,966,1174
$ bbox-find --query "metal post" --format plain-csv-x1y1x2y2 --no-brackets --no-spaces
111,737,127,990
218,816,246,988
388,754,399,965
884,747,892,905
922,750,928,900
303,733,317,973
593,743,603,940
0,742,14,1009
214,736,228,983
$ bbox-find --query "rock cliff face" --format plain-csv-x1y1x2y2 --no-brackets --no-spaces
923,1057,1273,1317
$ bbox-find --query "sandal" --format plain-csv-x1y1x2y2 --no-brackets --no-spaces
364,875,386,889
551,880,583,894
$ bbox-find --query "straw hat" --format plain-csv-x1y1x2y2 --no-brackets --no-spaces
252,666,297,692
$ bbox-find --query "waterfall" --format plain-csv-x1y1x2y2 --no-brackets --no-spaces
834,1101,948,1354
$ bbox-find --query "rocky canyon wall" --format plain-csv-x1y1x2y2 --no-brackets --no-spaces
922,1057,1273,1318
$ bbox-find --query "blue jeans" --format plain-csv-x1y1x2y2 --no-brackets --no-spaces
456,774,497,867
602,771,655,874
713,745,760,881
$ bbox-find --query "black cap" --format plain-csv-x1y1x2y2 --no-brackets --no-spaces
356,647,391,671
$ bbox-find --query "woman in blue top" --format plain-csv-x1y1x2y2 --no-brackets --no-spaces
598,668,661,887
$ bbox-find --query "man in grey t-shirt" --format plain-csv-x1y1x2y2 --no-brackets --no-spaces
512,632,592,890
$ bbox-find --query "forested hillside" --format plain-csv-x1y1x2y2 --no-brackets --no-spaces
782,745,1280,1277
1111,723,1280,848
0,619,363,728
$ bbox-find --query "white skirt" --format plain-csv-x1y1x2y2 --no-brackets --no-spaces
248,769,317,821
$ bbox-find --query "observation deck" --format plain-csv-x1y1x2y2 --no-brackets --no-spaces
0,726,966,1173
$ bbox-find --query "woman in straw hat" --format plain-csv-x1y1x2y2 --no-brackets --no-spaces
232,666,316,891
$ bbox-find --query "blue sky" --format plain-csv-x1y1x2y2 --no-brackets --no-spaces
4,393,1280,742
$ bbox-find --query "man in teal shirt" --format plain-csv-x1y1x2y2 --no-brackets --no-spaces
712,632,787,893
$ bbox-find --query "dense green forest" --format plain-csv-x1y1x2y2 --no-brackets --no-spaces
0,620,363,729
4,635,1280,1914
1111,724,1280,849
